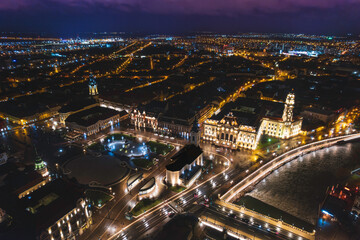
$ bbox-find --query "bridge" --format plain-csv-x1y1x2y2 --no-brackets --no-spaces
214,133,360,239
221,133,360,202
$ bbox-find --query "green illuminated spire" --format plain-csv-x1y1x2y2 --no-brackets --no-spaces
34,146,46,172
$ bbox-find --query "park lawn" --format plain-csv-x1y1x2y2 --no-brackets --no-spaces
344,174,360,188
130,199,162,216
257,135,280,150
105,133,136,141
147,141,174,155
132,158,154,169
85,190,113,208
169,185,186,193
88,142,105,152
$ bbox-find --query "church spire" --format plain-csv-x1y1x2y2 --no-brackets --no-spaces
34,145,48,177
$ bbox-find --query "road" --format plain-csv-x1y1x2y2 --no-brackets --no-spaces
80,133,180,240
222,132,360,202
102,132,360,240
103,151,234,240
78,128,359,240
201,205,303,240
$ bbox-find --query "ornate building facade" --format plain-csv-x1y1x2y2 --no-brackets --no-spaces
260,92,302,139
203,92,302,150
204,112,262,150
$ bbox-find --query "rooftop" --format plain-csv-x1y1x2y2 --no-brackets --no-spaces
0,92,66,119
127,173,143,187
303,107,334,116
210,97,287,127
0,178,84,238
139,177,156,192
0,163,43,195
59,97,98,113
211,98,264,127
66,106,125,127
166,144,202,172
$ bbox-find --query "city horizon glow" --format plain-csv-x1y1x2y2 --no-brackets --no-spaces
1,2,360,240
0,0,360,34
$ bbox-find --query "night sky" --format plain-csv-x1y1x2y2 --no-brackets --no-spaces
1,0,360,35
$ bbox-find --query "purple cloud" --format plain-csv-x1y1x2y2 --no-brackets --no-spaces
1,0,359,15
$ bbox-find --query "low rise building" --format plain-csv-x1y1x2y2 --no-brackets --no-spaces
99,96,132,113
1,161,91,240
166,144,203,187
65,106,128,136
13,179,91,240
0,105,60,126
0,93,62,125
166,123,203,187
58,98,99,124
301,107,336,124
0,151,50,199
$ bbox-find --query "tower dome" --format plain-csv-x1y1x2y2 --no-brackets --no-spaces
88,74,98,96
34,147,48,177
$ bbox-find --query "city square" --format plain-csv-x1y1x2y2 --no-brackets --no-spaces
1,2,360,240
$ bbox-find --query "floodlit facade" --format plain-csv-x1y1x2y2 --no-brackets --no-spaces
88,74,98,96
204,114,262,150
260,92,302,139
131,109,158,130
203,92,302,150
165,145,203,187
166,123,203,187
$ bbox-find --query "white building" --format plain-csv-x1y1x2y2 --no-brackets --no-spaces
203,92,302,150
204,113,261,150
166,122,203,187
260,92,302,139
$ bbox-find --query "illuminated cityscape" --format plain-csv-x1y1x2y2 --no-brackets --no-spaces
1,1,360,240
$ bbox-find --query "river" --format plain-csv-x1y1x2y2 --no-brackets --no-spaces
247,141,360,225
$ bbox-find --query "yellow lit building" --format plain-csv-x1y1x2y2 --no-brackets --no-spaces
204,114,262,150
203,92,302,150
260,92,302,139
166,122,203,187
88,74,98,96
